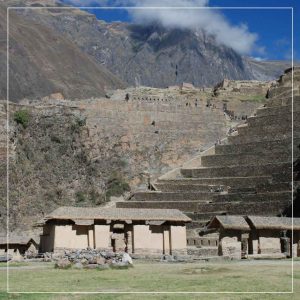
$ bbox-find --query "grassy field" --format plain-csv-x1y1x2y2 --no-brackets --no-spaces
0,259,299,299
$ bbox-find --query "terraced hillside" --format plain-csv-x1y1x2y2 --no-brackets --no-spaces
117,67,299,246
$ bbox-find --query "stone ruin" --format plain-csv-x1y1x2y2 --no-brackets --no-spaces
116,67,300,256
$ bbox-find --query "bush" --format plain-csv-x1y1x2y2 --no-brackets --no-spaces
105,173,130,200
71,115,86,132
14,110,30,128
75,191,85,203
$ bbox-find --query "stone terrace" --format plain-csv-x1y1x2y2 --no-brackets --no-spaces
116,67,299,254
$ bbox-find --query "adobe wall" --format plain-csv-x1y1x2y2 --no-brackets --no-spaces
133,224,165,255
170,225,188,255
258,230,281,254
54,224,89,250
41,222,187,255
219,230,242,259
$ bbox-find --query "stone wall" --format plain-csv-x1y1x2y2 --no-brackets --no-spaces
41,221,187,256
2,82,265,231
219,230,242,259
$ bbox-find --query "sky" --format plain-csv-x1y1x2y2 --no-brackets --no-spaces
62,0,299,61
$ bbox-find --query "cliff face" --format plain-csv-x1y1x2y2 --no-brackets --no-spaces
0,4,125,102
13,4,290,92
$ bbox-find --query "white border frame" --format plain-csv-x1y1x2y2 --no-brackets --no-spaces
6,5,294,295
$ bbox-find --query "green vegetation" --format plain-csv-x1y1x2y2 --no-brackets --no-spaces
0,260,298,299
240,94,266,102
105,172,130,200
14,110,30,128
71,115,86,132
75,191,86,203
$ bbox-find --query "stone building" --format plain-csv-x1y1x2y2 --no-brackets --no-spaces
0,234,39,260
246,216,300,257
39,207,191,255
207,215,250,259
207,215,300,259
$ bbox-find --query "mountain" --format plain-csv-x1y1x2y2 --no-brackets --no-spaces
12,2,291,90
0,3,125,102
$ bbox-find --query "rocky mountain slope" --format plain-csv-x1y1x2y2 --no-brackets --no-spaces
0,3,124,102
6,0,290,96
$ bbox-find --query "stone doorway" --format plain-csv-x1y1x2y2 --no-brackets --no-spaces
111,223,127,252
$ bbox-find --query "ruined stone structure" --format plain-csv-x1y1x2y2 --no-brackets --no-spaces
207,215,300,259
116,67,299,255
1,80,267,232
0,234,39,260
213,79,271,96
39,207,190,256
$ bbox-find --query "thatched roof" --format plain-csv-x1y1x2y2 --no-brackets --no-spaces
0,234,39,245
247,216,300,230
207,215,250,231
41,206,191,224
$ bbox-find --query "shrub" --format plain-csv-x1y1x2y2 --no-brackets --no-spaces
14,110,30,128
50,135,62,144
71,115,86,132
105,173,130,200
75,191,85,203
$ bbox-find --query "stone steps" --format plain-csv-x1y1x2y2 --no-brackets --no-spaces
255,103,300,117
254,182,291,193
196,199,291,215
153,183,222,193
212,191,291,203
155,177,289,194
116,201,202,211
267,87,296,98
237,123,296,137
181,162,291,178
215,138,297,155
266,95,300,107
186,211,227,221
247,112,297,127
120,69,298,235
201,151,292,167
157,176,272,188
226,183,289,194
227,131,295,144
131,191,216,201
117,191,292,212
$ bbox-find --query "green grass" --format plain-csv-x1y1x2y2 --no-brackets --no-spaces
239,94,266,102
0,262,30,267
0,260,299,299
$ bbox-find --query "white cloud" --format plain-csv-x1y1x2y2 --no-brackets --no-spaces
63,0,260,55
252,57,266,62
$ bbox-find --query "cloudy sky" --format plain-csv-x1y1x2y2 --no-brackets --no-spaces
62,0,298,61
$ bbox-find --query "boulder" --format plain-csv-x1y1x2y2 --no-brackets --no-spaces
55,259,71,269
96,256,106,265
122,253,133,265
88,256,97,264
80,258,88,265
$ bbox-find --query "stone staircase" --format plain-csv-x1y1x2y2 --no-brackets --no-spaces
116,67,299,254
